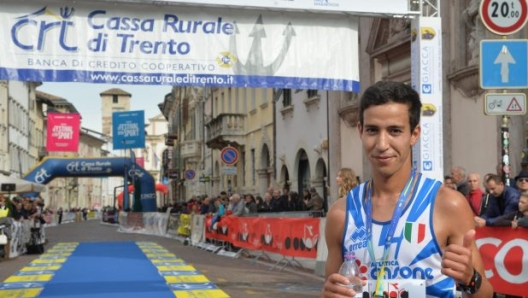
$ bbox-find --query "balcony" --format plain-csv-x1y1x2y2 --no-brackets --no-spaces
166,124,178,140
180,140,201,160
205,113,246,150
165,138,175,146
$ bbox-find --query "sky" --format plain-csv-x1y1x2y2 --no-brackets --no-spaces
37,82,172,132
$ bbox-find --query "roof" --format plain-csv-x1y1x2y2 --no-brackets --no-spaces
36,90,80,114
99,88,131,96
36,90,65,102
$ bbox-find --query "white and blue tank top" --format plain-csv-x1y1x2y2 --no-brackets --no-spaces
342,174,456,297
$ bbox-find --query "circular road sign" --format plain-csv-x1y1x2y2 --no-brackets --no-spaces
184,169,196,180
220,147,239,165
480,0,528,35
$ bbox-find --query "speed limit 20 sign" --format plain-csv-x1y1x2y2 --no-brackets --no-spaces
480,0,528,35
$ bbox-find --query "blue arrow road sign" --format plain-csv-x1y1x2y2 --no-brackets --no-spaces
480,39,528,89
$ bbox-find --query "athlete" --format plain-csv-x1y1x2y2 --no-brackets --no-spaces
321,81,493,297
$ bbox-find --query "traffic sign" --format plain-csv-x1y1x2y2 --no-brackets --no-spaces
480,39,528,89
222,166,237,175
480,0,528,35
184,169,195,180
220,146,239,165
484,93,527,115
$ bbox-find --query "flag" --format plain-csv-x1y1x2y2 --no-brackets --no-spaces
404,222,426,244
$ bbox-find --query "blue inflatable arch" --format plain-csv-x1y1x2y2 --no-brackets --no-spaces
23,157,156,212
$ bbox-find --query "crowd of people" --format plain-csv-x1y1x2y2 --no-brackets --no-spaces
158,185,329,218
445,164,528,230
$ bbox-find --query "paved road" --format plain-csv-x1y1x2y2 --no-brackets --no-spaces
0,220,324,297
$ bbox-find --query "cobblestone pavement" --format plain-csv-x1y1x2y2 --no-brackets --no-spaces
0,219,324,297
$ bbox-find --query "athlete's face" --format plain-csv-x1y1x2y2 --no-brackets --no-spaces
358,102,420,178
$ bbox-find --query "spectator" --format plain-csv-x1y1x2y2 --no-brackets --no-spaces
475,174,521,227
466,172,485,216
270,190,281,212
443,175,457,190
57,207,63,224
209,198,225,231
259,193,273,212
514,170,528,192
245,194,258,214
277,187,290,212
0,195,10,218
493,193,528,229
336,167,359,198
451,166,469,196
287,191,304,211
229,193,247,217
200,197,212,215
306,187,323,212
255,195,264,211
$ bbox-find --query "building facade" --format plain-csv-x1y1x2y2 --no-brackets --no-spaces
100,88,131,138
274,89,330,200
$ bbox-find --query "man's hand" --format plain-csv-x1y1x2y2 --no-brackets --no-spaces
512,220,518,229
321,273,361,298
441,229,475,285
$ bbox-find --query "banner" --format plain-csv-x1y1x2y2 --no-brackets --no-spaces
476,227,528,297
205,216,320,259
411,17,444,180
149,0,412,16
112,110,145,150
46,113,80,152
0,1,359,91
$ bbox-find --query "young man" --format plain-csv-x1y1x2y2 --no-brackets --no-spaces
322,81,492,297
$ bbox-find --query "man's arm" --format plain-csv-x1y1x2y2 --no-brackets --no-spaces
492,212,517,227
435,187,494,297
321,198,356,297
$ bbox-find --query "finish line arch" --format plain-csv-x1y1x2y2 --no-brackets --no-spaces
22,157,156,212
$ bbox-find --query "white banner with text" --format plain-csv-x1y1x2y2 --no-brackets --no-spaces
0,1,359,91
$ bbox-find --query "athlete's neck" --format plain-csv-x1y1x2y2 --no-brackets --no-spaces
371,166,413,200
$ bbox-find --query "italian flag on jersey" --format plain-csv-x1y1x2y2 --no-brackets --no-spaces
404,222,426,244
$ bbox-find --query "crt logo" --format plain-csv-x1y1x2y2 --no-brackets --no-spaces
421,84,432,94
423,161,433,171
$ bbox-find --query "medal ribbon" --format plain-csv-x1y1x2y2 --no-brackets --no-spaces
365,170,417,297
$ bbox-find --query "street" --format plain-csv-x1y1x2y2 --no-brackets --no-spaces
0,220,324,297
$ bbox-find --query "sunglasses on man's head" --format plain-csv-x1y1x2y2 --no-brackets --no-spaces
518,178,528,183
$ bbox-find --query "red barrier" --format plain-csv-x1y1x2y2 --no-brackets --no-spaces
205,216,320,259
476,227,528,297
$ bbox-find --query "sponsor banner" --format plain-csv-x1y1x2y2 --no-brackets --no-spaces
46,113,80,152
148,0,411,16
476,227,528,297
112,110,145,150
411,17,443,180
205,216,320,259
0,1,359,91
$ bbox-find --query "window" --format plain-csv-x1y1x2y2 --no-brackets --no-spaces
283,89,292,106
242,150,246,186
251,149,256,185
307,89,318,98
221,92,225,113
112,95,118,104
251,88,256,110
228,88,232,112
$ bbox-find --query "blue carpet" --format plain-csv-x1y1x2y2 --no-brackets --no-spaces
38,242,174,298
